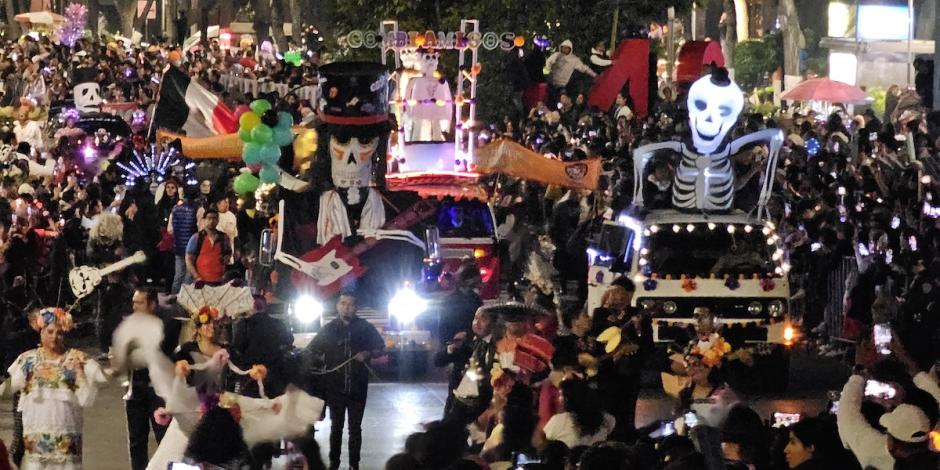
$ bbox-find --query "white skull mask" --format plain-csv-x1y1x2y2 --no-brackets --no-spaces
329,136,377,190
73,82,102,113
417,51,439,75
400,48,419,71
687,74,743,154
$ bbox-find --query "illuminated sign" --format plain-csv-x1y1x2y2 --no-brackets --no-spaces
345,30,524,51
857,4,909,41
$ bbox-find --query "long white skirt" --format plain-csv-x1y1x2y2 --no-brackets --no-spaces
145,419,189,470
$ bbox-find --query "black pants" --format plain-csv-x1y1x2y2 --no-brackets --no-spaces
604,377,640,443
327,393,365,470
126,386,168,470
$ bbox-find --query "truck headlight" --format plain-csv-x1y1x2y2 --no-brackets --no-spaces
293,295,323,324
748,301,763,315
663,301,678,314
768,300,784,317
389,287,427,324
641,299,655,309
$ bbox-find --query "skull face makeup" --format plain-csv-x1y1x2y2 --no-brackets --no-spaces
329,136,378,191
687,72,743,154
73,82,102,113
416,49,440,75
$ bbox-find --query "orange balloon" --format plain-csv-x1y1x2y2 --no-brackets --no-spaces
513,36,525,47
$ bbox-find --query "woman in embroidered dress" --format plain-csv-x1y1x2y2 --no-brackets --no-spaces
6,308,105,470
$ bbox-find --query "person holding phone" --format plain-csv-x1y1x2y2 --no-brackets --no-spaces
836,336,939,470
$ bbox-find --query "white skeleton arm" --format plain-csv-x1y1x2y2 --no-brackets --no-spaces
727,128,784,212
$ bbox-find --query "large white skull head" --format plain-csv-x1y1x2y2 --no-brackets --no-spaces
687,71,743,154
73,82,102,113
400,48,420,71
416,49,440,75
329,136,377,191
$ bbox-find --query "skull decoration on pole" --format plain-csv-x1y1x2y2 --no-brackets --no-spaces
72,67,102,114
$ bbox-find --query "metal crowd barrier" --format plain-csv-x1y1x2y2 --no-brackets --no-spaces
218,75,319,103
825,256,858,344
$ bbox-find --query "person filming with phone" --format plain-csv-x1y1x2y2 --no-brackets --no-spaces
836,331,939,470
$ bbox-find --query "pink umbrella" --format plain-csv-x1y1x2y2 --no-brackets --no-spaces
780,78,868,104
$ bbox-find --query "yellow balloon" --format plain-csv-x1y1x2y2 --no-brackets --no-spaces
292,129,318,171
239,112,261,132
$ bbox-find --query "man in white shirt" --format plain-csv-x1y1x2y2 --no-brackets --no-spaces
12,106,43,153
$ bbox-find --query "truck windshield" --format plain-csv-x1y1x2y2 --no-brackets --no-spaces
592,223,634,270
646,226,773,278
436,201,494,238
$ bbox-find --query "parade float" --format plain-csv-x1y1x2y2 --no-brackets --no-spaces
586,69,796,391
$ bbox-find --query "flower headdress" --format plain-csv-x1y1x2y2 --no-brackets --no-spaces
32,307,73,332
192,305,221,327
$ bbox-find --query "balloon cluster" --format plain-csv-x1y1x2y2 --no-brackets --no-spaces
238,99,293,184
233,170,260,196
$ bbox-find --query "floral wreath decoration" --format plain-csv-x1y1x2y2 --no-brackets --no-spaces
689,334,732,368
31,307,73,332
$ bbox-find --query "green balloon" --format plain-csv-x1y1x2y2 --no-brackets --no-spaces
238,128,253,143
251,124,273,144
259,164,279,184
273,128,293,147
242,142,262,165
284,51,303,66
250,99,272,116
259,144,281,164
277,111,294,129
234,173,260,194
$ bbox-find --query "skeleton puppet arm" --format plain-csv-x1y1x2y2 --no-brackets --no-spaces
726,129,784,209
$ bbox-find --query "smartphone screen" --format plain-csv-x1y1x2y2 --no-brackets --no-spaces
648,420,676,438
865,380,897,399
514,452,541,467
874,323,892,355
773,412,801,428
811,242,821,252
168,464,201,470
858,243,870,256
684,411,699,428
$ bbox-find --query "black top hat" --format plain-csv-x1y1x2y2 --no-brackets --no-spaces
318,62,389,126
72,67,97,85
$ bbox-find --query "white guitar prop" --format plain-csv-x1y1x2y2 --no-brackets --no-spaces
69,251,147,299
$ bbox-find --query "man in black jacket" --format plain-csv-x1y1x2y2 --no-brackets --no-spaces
230,295,294,397
437,306,497,426
125,287,180,470
307,292,384,470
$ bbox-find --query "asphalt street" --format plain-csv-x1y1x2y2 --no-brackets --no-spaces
0,347,849,469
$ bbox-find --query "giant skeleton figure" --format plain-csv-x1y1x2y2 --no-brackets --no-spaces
633,69,783,213
273,62,425,294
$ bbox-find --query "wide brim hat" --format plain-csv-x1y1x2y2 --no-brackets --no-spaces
318,61,390,127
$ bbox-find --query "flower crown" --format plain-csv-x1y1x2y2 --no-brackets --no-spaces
192,305,221,326
32,307,73,332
